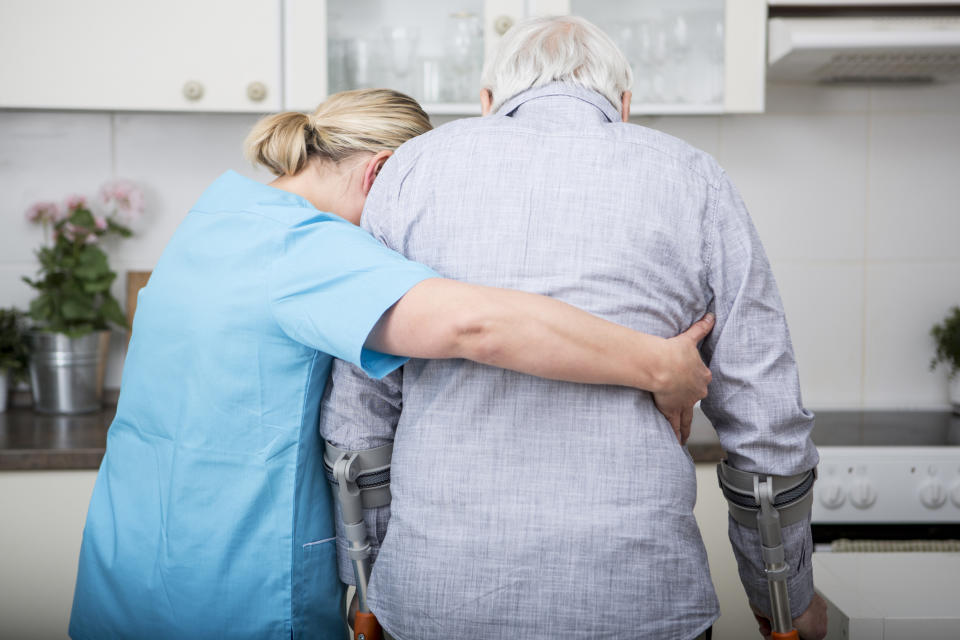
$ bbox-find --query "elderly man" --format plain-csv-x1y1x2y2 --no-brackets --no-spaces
320,15,826,640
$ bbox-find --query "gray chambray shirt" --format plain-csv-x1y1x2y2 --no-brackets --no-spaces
319,82,819,640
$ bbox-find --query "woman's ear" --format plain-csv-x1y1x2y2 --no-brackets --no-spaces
361,150,393,196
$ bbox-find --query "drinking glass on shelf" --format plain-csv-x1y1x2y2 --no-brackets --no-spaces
417,57,443,104
710,17,725,103
344,37,381,89
384,26,420,95
445,11,483,103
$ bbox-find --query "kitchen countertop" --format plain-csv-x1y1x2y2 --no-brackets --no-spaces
0,404,116,470
2,406,956,471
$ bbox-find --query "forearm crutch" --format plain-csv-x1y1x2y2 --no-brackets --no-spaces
325,442,394,640
718,461,817,640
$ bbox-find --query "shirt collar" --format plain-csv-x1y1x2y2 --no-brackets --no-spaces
495,82,622,123
193,170,315,213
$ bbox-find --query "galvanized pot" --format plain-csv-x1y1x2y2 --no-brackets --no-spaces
0,368,9,413
27,331,110,414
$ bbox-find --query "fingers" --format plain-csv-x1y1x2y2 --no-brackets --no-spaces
680,312,715,345
679,406,692,445
668,412,682,444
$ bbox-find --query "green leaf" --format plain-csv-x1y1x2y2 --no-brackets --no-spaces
29,295,53,322
61,294,97,321
81,277,114,293
70,208,95,228
73,247,109,280
99,295,128,329
107,219,133,237
931,305,960,377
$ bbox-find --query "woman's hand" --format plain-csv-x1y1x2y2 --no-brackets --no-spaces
651,314,715,444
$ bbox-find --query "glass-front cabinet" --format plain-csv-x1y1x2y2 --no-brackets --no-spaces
285,0,766,115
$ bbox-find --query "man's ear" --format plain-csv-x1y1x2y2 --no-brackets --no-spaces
481,88,493,116
362,150,393,196
621,90,632,122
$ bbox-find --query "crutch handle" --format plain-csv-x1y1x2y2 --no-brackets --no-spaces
770,631,799,640
353,611,382,640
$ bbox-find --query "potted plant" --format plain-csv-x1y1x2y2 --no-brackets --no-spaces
0,308,30,413
23,181,144,414
930,305,960,413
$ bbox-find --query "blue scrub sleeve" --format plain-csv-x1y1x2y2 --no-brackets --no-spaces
268,216,439,379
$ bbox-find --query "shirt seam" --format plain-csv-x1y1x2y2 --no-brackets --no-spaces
703,179,723,278
290,348,319,634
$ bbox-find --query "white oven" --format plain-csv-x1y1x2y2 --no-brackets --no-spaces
809,411,960,639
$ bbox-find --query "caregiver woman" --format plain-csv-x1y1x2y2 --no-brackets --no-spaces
69,89,713,640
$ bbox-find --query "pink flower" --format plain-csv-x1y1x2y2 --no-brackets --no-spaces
99,179,144,225
25,201,61,224
62,223,81,242
65,194,88,211
93,215,108,231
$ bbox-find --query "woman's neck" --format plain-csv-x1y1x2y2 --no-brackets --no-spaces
270,167,343,216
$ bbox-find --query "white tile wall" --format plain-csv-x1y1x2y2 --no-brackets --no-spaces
773,261,865,409
864,262,960,408
719,113,868,262
868,112,960,261
1,83,958,407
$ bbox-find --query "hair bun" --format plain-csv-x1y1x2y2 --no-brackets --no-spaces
243,111,312,177
244,90,433,177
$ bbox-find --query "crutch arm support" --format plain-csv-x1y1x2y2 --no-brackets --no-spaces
717,460,817,635
716,460,817,530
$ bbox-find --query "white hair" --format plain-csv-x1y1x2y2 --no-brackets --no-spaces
481,15,633,115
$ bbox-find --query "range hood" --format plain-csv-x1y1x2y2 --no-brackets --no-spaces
767,2,960,83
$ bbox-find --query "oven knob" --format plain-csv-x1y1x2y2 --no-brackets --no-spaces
819,483,845,509
952,483,960,508
848,479,877,509
919,481,947,509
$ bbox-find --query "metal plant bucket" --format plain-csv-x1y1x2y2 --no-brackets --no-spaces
27,331,110,414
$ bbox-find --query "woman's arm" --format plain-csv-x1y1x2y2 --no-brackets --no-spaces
366,278,714,440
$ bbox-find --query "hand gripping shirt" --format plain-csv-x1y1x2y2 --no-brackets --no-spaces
69,171,436,639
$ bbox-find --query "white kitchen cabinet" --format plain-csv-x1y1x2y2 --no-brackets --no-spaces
0,0,281,112
287,0,558,114
285,0,766,115
0,471,98,640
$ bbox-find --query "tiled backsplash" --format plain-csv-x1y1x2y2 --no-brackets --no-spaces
2,83,958,408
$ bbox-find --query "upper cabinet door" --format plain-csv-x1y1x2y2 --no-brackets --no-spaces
565,0,765,114
289,0,496,114
0,0,281,112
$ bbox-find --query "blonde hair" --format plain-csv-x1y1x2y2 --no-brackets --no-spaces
244,89,432,177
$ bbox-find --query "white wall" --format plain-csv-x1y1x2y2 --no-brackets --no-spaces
1,82,959,407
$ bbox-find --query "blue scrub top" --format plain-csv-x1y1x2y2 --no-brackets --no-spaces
69,171,437,639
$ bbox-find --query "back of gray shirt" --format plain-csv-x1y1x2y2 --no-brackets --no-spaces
320,83,818,640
